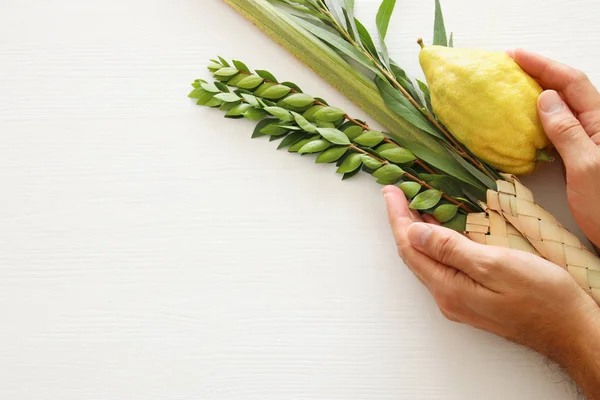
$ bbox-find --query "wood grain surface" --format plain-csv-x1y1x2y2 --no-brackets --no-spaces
1,0,598,398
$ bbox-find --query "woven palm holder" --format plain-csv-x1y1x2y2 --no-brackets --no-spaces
482,174,600,304
466,208,539,256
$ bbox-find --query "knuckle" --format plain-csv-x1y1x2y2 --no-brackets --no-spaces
571,69,589,85
553,118,582,139
434,234,460,265
570,152,600,176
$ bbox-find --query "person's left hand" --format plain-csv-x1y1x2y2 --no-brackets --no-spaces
382,185,600,367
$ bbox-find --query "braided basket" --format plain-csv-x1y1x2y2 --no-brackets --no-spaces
466,174,600,304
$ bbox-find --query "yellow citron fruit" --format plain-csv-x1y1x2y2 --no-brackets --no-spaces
418,42,550,175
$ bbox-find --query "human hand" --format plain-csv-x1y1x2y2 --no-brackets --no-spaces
512,49,600,249
382,185,600,372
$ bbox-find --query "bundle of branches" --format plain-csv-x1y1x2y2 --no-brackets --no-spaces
190,0,600,303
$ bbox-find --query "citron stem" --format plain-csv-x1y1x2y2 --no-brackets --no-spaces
536,148,555,163
417,38,424,49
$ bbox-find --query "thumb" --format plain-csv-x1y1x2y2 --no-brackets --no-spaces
407,223,503,287
538,90,594,166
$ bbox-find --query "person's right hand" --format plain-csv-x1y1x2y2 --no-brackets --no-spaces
513,49,600,248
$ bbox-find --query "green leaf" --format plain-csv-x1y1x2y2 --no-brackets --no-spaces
317,121,336,128
195,91,215,106
316,146,349,163
375,0,397,67
237,75,265,90
260,122,289,136
375,0,396,40
399,182,421,199
252,119,276,139
217,56,230,67
298,139,332,154
443,213,467,232
264,106,294,121
214,67,239,78
291,112,318,133
317,128,351,145
433,204,459,223
416,79,432,112
219,102,237,112
241,93,261,108
253,82,276,97
278,131,306,149
188,88,206,99
214,93,240,103
354,18,381,61
409,189,443,210
375,77,442,140
343,125,364,141
361,155,383,170
225,103,252,118
243,108,267,121
281,81,303,93
324,0,347,29
336,152,363,173
353,130,384,147
261,84,292,100
313,107,346,122
256,70,279,83
302,105,323,121
291,16,384,78
418,174,463,197
433,0,448,46
200,82,220,93
204,97,223,108
446,149,497,191
390,63,421,105
379,147,416,163
282,93,316,108
233,60,250,73
289,135,320,152
214,81,229,92
342,0,361,48
342,168,361,180
372,164,404,183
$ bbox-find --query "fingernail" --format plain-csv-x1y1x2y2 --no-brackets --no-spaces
539,91,565,114
408,223,432,248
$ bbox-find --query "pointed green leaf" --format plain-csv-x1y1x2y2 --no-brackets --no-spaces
291,16,384,78
214,67,239,78
302,105,324,121
416,79,433,112
232,60,250,73
237,75,265,90
195,91,215,106
254,82,276,97
217,56,230,67
264,106,293,121
214,93,241,103
375,0,397,66
291,112,318,133
343,125,364,141
433,204,459,223
372,164,404,183
281,81,303,93
289,135,320,152
298,139,332,154
316,146,349,163
188,88,206,99
361,155,383,170
379,147,416,163
399,182,421,199
243,108,267,121
342,168,361,180
353,130,384,147
317,128,351,145
282,93,316,108
200,82,220,93
354,19,380,61
409,189,443,210
252,119,276,138
278,131,306,149
241,93,261,108
313,107,346,122
446,149,497,191
261,84,292,100
433,0,448,46
260,122,289,136
337,152,363,173
256,70,279,83
443,213,467,232
225,103,252,118
375,77,442,139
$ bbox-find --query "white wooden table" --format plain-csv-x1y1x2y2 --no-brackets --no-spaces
1,0,598,398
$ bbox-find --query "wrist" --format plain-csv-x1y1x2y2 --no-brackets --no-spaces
558,311,600,398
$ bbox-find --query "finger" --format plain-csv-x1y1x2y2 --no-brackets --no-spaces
513,49,600,117
538,90,596,168
383,186,422,258
406,222,507,289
